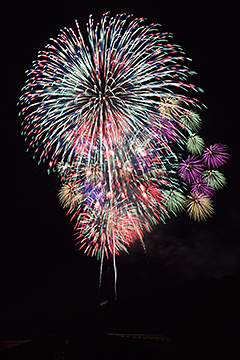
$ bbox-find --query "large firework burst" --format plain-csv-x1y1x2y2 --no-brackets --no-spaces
18,13,228,297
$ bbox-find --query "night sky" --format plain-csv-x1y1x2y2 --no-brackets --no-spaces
1,0,239,342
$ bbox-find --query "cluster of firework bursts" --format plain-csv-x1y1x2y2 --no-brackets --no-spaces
18,13,228,294
179,143,228,221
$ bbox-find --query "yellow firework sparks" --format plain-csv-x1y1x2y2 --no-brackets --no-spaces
186,193,213,221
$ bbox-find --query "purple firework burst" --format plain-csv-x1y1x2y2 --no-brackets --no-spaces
178,155,204,184
191,176,215,198
202,143,229,169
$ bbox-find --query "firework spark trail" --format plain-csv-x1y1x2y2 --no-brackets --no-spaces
18,13,228,298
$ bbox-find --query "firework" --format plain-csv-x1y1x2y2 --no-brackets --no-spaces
19,14,201,170
202,143,229,168
178,155,204,184
180,110,202,133
190,176,215,197
165,190,186,214
75,203,143,258
18,13,228,297
58,182,83,208
186,193,214,221
202,170,227,190
187,134,205,155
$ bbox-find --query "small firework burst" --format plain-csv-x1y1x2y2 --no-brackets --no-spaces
202,170,227,190
180,110,202,132
158,97,180,123
202,143,229,168
75,204,143,258
58,182,83,208
191,176,215,197
186,193,213,221
187,134,205,154
178,155,204,184
165,189,186,214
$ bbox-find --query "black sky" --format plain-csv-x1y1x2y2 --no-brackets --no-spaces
1,0,239,338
